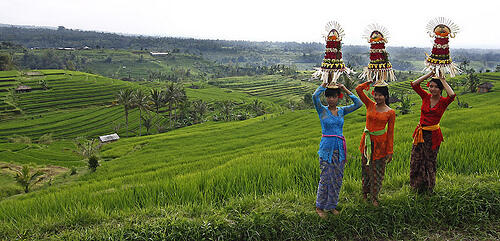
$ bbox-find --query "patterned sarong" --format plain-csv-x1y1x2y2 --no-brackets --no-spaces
316,150,345,210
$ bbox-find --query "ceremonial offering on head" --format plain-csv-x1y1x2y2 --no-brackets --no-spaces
424,17,460,78
313,21,353,88
359,23,396,87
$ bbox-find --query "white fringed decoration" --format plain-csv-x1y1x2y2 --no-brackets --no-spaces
313,66,355,86
322,21,345,41
362,23,390,43
426,17,460,38
312,20,353,87
423,62,461,78
423,17,461,77
359,23,395,86
359,67,396,86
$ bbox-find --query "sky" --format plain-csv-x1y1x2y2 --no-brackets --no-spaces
1,0,499,49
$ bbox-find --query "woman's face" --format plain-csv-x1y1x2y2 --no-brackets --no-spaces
428,81,442,96
373,91,386,105
326,95,339,107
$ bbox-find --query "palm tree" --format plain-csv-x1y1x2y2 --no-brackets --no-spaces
164,83,185,127
133,89,149,136
150,89,164,115
192,100,208,124
116,89,135,137
248,99,266,116
173,86,186,124
218,100,235,121
141,115,153,135
13,165,44,193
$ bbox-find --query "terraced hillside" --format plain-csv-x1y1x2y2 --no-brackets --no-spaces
208,74,316,103
13,70,137,115
0,71,21,117
0,73,498,240
0,70,285,142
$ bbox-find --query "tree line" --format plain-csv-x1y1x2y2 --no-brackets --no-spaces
115,83,268,137
2,26,499,71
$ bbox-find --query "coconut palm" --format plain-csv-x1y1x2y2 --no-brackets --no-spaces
141,115,154,135
248,99,266,116
218,100,235,121
133,89,150,136
150,89,164,115
13,165,44,193
192,99,208,124
164,83,185,127
116,89,135,137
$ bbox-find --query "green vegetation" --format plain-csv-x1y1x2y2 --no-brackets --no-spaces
2,26,500,73
209,73,316,104
0,71,498,239
13,165,44,193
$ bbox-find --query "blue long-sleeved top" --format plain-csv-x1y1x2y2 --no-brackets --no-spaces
313,86,362,163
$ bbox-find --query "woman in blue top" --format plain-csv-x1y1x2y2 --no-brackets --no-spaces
313,82,362,218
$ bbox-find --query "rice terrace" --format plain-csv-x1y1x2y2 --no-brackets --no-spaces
0,3,500,240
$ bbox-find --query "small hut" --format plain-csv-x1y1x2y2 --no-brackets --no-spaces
477,82,493,93
150,52,169,56
15,85,32,93
99,133,120,143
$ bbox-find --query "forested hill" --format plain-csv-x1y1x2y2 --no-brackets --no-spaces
1,25,500,71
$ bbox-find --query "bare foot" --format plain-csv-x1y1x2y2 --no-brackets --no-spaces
316,208,328,219
330,209,340,215
372,199,379,207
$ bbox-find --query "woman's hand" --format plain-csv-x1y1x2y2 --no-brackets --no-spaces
413,71,434,85
338,83,354,96
321,82,328,88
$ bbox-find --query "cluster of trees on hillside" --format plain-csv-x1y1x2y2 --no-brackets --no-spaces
2,26,499,72
115,83,268,137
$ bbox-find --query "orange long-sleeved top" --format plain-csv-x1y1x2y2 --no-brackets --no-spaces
355,82,395,160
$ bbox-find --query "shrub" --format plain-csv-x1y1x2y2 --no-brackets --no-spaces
88,155,99,172
38,133,54,145
8,135,32,144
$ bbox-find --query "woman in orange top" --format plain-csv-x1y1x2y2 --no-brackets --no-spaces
355,80,395,206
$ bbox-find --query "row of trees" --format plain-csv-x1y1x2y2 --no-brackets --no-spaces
115,84,268,137
116,83,186,137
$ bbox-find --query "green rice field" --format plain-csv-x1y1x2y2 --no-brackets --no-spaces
0,71,498,240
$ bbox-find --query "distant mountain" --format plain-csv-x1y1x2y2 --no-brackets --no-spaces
1,24,499,71
0,23,57,30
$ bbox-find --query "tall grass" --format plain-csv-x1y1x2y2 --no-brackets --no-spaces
0,73,499,239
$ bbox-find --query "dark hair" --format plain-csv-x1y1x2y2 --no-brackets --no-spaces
325,88,341,98
374,86,390,106
429,77,444,90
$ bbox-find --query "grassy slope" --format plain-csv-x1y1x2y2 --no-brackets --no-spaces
0,73,498,239
0,70,282,140
209,73,316,104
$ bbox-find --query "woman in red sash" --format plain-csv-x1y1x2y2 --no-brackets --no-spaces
410,72,455,193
